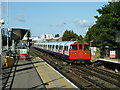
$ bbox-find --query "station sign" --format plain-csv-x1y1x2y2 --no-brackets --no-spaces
20,49,27,54
110,51,116,59
19,49,27,59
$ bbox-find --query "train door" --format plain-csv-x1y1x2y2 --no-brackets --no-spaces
69,44,79,59
78,44,83,59
83,44,91,59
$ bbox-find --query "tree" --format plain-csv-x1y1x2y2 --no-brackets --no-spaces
78,35,83,40
85,2,120,50
62,29,82,41
55,34,59,37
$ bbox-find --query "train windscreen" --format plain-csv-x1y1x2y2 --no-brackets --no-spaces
84,45,91,50
70,45,77,50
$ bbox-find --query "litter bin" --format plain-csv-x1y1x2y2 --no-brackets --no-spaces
3,56,13,67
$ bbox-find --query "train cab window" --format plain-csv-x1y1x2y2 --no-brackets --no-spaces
84,45,91,50
70,45,77,50
79,44,82,50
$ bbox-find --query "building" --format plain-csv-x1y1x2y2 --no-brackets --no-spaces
41,34,54,40
22,34,62,43
22,36,42,43
41,34,62,42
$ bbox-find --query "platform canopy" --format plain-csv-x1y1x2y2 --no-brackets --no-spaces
10,28,30,44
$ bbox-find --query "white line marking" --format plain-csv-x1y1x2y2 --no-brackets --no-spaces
38,57,79,89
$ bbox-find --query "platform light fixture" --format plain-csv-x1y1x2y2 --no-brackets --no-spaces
1,19,4,24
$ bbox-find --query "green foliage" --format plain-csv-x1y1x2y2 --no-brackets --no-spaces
62,29,83,41
27,30,31,38
55,34,59,37
85,2,120,50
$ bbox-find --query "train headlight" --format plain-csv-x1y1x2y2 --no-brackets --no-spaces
75,53,76,54
85,53,86,54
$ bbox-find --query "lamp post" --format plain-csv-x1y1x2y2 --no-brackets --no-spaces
90,40,93,47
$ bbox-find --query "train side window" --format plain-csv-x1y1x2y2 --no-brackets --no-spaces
64,46,68,51
70,45,77,50
67,46,68,51
53,45,54,49
79,44,82,50
60,46,63,50
56,45,58,50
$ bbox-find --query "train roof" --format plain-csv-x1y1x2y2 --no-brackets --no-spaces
34,41,89,46
64,41,76,46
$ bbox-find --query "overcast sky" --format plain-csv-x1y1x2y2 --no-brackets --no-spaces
1,1,108,37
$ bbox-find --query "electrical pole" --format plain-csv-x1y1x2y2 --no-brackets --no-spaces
7,0,9,50
0,0,2,64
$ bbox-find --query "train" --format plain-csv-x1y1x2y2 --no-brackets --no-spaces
34,41,91,63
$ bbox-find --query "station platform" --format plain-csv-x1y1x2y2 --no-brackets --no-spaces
98,57,120,64
2,57,78,89
97,57,120,72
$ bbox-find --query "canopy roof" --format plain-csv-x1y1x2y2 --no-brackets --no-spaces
10,28,30,45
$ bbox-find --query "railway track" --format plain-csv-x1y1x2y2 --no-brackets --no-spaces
30,47,120,89
71,65,120,88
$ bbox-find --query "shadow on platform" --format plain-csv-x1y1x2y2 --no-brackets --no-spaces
2,58,40,90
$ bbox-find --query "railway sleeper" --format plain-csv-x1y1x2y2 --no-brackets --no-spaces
86,65,120,81
78,66,120,88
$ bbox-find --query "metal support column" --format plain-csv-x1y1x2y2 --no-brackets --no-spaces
0,0,2,67
0,0,2,89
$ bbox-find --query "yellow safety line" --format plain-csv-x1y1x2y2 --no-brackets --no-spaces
36,57,71,88
33,59,56,88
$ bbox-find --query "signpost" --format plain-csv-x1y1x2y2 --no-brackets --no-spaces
114,31,120,72
115,31,120,42
26,30,31,59
114,31,120,60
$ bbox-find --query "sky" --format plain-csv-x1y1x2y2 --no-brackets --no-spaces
1,1,108,37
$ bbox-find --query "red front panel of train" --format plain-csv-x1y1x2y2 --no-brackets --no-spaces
69,44,80,59
82,51,91,59
83,44,91,59
69,43,91,60
69,50,79,59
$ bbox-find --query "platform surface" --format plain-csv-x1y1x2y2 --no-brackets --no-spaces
3,57,78,89
33,57,78,89
9,60,45,89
